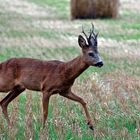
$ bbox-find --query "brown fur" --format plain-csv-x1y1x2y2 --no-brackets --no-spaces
71,0,119,19
0,57,88,93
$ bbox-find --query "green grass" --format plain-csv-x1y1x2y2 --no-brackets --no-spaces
3,30,58,38
1,29,75,39
98,21,140,40
122,23,140,30
101,31,140,40
27,0,69,19
0,47,79,62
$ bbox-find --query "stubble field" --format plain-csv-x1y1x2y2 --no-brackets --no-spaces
0,0,140,139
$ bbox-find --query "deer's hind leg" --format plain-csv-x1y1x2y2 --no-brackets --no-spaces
0,85,25,125
60,90,94,131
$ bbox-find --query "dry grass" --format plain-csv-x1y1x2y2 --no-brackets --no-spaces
0,70,140,139
0,0,140,139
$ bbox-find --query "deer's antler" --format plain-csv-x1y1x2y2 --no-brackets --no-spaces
82,26,88,41
89,23,96,39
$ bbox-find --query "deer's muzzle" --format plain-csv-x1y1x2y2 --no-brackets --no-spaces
95,61,103,67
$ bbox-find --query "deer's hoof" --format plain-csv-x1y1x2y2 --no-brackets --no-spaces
87,122,94,131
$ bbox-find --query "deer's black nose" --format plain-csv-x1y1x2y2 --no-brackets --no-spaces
95,61,103,67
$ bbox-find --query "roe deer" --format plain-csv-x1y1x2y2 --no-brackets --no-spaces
0,24,103,131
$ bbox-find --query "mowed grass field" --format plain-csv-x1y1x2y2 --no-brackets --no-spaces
0,0,140,139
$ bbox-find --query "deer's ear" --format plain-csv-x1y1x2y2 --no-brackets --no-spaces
78,35,87,48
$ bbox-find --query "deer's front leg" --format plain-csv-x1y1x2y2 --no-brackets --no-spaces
42,92,51,127
60,90,94,131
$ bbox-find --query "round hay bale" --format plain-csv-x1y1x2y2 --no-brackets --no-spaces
70,0,120,19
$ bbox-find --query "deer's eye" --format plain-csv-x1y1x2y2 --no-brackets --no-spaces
88,52,94,57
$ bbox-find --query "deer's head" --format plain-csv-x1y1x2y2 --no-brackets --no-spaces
78,24,103,67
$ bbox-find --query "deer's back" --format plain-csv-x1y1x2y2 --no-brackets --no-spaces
0,58,63,92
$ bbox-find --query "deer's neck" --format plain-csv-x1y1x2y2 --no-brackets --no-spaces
64,56,89,80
